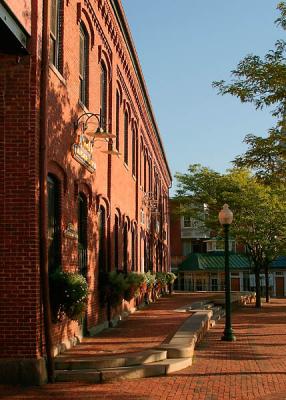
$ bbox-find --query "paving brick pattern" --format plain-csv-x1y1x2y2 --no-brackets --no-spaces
2,295,286,400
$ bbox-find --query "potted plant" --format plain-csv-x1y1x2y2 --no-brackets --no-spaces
124,272,145,301
99,270,128,308
155,272,168,296
166,272,177,294
49,269,88,322
143,271,156,303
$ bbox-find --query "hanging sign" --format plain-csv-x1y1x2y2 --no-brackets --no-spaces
71,132,96,173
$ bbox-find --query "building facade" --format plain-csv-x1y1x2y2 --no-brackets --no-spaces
0,0,171,384
170,200,286,296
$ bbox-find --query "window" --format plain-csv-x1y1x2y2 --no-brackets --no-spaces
47,175,61,271
115,90,120,151
144,152,147,192
98,206,106,271
78,193,88,277
50,0,63,71
148,159,152,192
131,228,137,271
139,140,143,186
79,24,88,106
124,111,129,165
123,223,128,273
183,216,191,228
132,128,136,176
100,62,108,130
114,214,119,271
144,238,149,272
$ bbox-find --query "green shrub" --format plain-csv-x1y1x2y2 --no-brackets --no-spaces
124,272,145,301
166,272,177,284
155,272,168,286
99,271,128,308
144,271,156,290
49,269,88,322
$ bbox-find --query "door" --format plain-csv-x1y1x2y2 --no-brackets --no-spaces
231,277,240,291
276,276,284,297
211,278,218,291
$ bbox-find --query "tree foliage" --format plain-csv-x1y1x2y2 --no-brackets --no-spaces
233,130,286,183
212,2,286,184
175,165,286,307
212,1,286,120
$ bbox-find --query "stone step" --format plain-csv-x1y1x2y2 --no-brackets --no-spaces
55,349,167,370
101,358,192,382
55,357,193,383
55,369,101,383
158,342,195,358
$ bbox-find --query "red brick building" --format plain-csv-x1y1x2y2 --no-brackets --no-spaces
0,0,171,384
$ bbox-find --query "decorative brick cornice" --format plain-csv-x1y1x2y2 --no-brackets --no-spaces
83,0,112,56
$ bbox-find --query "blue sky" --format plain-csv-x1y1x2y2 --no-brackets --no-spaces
121,0,281,193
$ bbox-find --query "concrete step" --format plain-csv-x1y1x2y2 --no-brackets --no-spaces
158,342,195,358
100,363,166,382
55,357,193,383
55,349,167,370
55,369,101,383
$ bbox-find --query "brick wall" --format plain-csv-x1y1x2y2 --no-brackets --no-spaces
1,0,172,364
0,52,41,358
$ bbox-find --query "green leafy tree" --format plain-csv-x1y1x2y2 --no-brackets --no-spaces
213,3,286,183
175,165,286,307
213,2,286,120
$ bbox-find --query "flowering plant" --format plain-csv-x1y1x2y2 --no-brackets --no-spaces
49,269,88,322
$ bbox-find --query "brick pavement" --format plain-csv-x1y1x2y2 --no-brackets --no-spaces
2,295,286,400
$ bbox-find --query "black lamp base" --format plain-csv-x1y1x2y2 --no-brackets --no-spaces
221,328,236,342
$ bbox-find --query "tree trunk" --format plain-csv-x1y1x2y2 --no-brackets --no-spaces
265,263,270,303
255,268,262,308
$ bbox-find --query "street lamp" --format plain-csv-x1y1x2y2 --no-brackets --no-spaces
218,204,236,342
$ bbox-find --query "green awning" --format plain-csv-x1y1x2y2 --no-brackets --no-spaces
178,252,251,272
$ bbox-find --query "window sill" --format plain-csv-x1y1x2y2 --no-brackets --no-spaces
49,63,66,86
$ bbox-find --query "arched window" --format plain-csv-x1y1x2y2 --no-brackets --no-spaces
144,237,149,273
114,214,119,271
50,0,63,72
144,151,147,192
79,24,89,106
98,206,106,271
132,128,136,177
78,193,88,277
115,90,120,151
47,174,61,271
131,227,137,271
124,111,129,165
100,62,108,130
148,158,152,192
123,223,128,273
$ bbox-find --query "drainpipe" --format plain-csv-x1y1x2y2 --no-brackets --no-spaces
39,0,54,382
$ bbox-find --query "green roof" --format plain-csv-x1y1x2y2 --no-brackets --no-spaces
178,252,251,272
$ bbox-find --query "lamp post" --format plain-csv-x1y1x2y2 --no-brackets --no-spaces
218,204,236,342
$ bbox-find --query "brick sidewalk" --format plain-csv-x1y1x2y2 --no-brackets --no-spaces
2,295,286,400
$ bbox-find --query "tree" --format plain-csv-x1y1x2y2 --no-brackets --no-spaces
212,3,286,183
233,130,286,184
213,2,286,121
175,165,286,307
